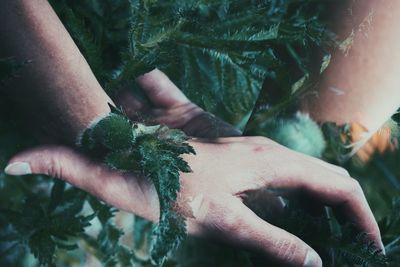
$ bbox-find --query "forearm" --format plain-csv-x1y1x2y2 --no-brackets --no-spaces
0,0,112,144
302,0,400,133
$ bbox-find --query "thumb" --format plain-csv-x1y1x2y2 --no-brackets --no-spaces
135,68,190,108
4,145,100,191
4,145,160,221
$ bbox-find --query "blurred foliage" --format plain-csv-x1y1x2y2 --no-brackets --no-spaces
1,0,400,267
251,112,326,157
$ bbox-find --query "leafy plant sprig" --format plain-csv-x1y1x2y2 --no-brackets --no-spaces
79,105,195,265
0,182,94,267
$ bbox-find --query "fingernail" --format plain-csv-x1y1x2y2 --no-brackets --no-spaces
4,162,32,176
380,242,386,255
303,250,322,267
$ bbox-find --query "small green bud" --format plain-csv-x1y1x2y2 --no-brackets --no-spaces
91,114,133,150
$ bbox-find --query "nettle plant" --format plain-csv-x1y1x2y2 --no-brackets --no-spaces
1,1,400,266
80,106,195,265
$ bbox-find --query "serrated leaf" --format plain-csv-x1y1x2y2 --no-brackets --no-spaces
104,150,141,171
80,112,195,265
48,180,66,214
29,231,56,267
150,212,186,266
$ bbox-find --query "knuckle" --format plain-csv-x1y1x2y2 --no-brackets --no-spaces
186,193,209,223
251,136,280,147
250,141,281,155
46,147,66,179
368,224,381,237
336,166,350,177
346,178,363,196
251,136,269,144
236,136,271,145
220,210,241,233
220,216,239,234
208,200,244,234
252,144,270,153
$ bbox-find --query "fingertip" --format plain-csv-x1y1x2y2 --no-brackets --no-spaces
135,68,163,85
381,243,386,255
135,68,189,107
3,146,77,178
303,249,322,267
4,161,32,176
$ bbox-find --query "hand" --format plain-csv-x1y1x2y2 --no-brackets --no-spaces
115,69,241,138
4,137,383,267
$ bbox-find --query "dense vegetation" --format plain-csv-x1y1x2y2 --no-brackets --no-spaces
0,0,399,266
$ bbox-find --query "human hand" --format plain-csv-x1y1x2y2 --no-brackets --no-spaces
115,69,241,138
4,137,383,267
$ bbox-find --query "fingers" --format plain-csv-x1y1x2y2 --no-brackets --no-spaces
115,88,146,120
4,145,95,186
4,145,159,220
263,154,383,252
276,142,350,177
135,68,190,108
121,69,242,138
206,198,322,267
181,112,242,138
242,189,286,223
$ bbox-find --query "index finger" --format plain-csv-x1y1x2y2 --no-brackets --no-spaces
262,155,384,252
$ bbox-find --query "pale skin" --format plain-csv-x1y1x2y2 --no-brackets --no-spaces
301,0,400,134
1,0,397,266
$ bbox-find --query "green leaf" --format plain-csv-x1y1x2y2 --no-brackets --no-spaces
150,212,186,265
80,112,195,265
104,149,141,171
29,230,56,267
48,180,66,214
88,196,117,225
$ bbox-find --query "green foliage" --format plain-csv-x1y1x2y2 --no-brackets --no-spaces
51,0,337,125
380,198,400,265
80,110,195,265
115,0,337,125
81,221,135,267
1,1,400,267
50,0,131,85
0,183,94,267
272,204,389,267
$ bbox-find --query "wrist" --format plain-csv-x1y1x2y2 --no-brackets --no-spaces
0,0,113,145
